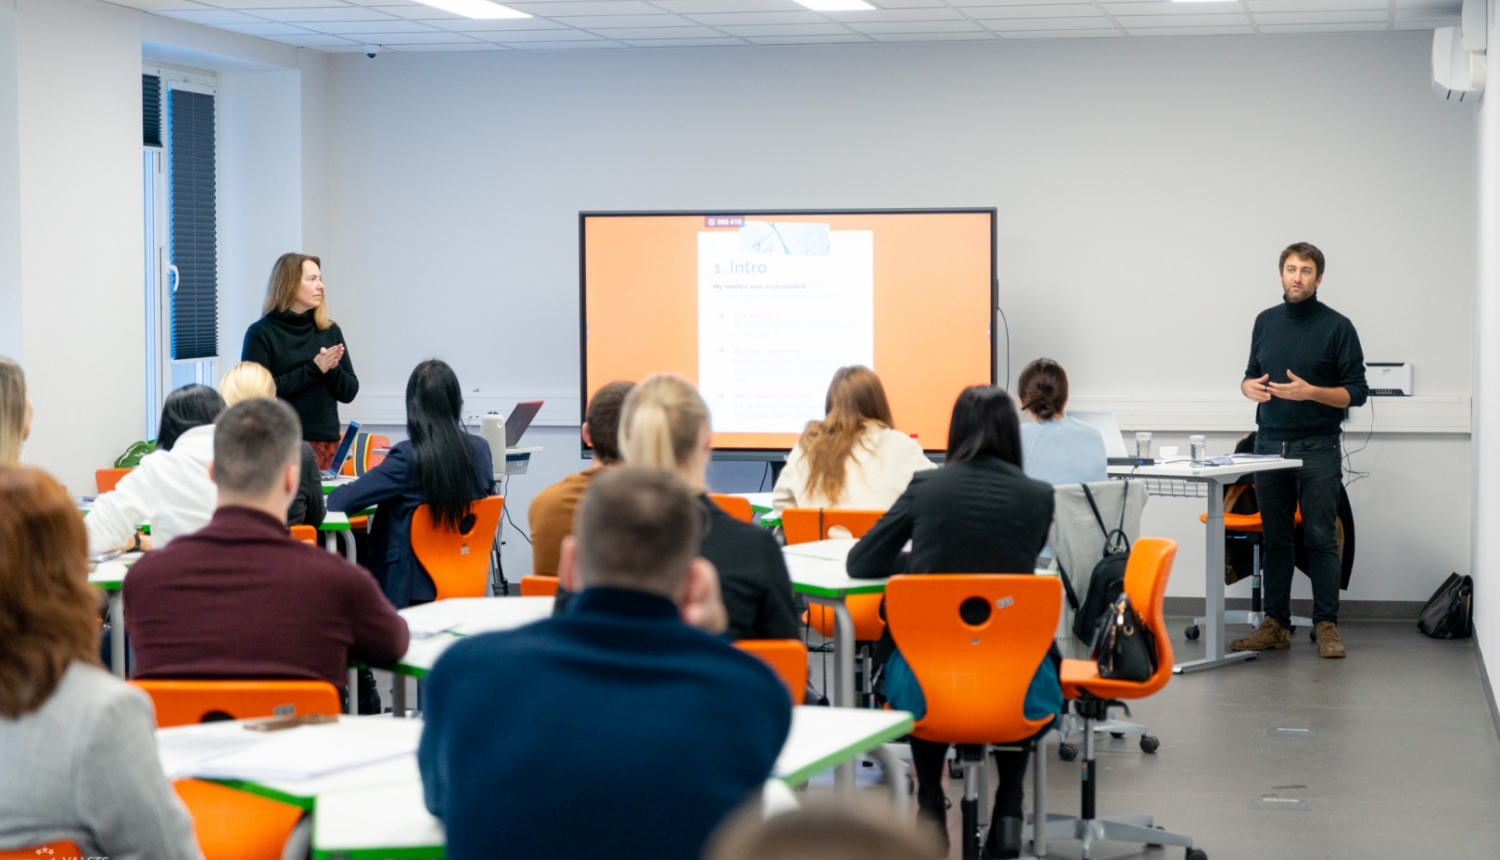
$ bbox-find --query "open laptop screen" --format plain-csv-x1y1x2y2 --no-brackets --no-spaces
323,421,361,478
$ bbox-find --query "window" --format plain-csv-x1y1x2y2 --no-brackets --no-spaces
142,68,218,439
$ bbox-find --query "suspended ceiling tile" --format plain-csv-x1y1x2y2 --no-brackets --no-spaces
621,36,750,45
1113,12,1251,27
867,30,998,40
1257,21,1389,32
213,21,325,35
717,23,856,35
968,5,1105,19
984,15,1116,29
844,19,987,32
744,33,875,43
684,11,831,25
246,6,404,22
154,8,268,24
1253,10,1389,24
506,1,666,16
300,18,440,32
1001,26,1123,37
1124,24,1257,35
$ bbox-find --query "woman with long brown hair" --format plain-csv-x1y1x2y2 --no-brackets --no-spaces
771,366,934,513
242,253,359,471
0,467,201,858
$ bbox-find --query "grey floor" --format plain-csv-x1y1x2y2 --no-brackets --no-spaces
816,619,1500,860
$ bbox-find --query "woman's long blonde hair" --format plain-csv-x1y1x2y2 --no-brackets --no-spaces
620,375,710,472
0,358,27,467
263,252,333,331
219,361,276,406
798,366,895,504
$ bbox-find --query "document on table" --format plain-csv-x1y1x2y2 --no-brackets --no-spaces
190,723,420,782
697,225,874,433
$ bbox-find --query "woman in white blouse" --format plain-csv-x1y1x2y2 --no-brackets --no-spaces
772,366,935,513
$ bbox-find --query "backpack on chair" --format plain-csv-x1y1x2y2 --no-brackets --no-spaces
1060,482,1132,644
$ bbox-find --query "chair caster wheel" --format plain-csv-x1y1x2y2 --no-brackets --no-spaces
1110,731,1125,739
1186,848,1208,860
1058,743,1077,762
1184,625,1200,640
1140,735,1160,753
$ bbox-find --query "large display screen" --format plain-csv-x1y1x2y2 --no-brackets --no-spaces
581,209,997,453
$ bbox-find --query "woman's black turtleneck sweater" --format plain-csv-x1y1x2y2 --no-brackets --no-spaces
242,310,359,442
1244,294,1368,441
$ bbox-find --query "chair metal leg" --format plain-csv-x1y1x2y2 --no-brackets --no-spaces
960,745,983,860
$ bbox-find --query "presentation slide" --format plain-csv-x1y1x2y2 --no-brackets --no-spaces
583,210,995,452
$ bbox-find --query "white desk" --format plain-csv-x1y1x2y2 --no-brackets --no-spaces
90,558,135,678
1108,458,1301,673
386,597,555,715
730,492,775,514
308,706,911,860
782,540,884,711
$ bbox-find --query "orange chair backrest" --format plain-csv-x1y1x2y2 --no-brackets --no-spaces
174,778,305,860
734,639,808,703
131,679,341,728
0,842,84,859
708,493,755,524
1118,536,1178,697
341,433,392,476
781,508,885,544
885,574,1061,745
95,467,131,494
519,575,559,597
289,524,317,544
410,496,504,601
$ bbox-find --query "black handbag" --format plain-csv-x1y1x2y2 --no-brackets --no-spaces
1417,573,1473,639
1091,593,1158,681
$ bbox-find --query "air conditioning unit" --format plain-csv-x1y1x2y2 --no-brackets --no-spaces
1433,0,1487,101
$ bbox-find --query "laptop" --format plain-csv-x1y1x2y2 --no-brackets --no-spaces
321,421,361,479
504,401,543,447
1068,411,1137,463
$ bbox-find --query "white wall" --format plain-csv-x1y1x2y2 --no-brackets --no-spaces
13,0,143,493
322,33,1476,595
1472,0,1500,697
0,1,20,361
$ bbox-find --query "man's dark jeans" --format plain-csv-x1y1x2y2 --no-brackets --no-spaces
1253,434,1342,626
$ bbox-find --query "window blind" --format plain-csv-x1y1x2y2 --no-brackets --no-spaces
168,88,218,361
142,75,161,147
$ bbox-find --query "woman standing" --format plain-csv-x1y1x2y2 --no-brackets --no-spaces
242,253,358,471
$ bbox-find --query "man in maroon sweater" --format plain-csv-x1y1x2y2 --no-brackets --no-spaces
125,398,408,696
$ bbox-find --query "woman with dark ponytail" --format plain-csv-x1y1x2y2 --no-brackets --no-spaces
328,360,493,607
1016,358,1107,486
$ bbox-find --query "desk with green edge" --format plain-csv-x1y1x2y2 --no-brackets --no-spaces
304,706,914,860
89,557,137,678
382,597,555,716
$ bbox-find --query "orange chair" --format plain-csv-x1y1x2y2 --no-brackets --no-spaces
130,679,341,728
784,508,887,641
1043,538,1205,860
410,495,504,601
95,467,131,494
0,842,83,859
734,639,808,703
289,524,317,544
1189,508,1310,641
884,574,1061,860
520,575,559,597
708,493,755,523
340,433,392,476
174,778,307,860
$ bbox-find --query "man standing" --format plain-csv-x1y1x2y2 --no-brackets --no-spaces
1232,242,1367,658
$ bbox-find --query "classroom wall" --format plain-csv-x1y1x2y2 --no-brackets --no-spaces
323,32,1476,597
0,2,19,362
11,0,143,493
1472,0,1500,705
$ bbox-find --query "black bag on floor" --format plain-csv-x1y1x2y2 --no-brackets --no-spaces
1417,573,1473,639
1092,593,1157,681
1067,483,1132,643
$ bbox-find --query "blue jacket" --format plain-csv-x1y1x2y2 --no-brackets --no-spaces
326,435,493,607
418,587,791,860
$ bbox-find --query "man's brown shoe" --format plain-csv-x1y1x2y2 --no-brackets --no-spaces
1315,622,1346,658
1230,617,1290,651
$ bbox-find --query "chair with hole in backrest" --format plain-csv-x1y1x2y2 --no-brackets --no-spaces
410,496,504,601
289,524,317,545
0,841,83,859
884,574,1061,860
734,639,808,704
519,575,559,597
174,778,309,860
95,467,131,494
130,679,341,728
1042,538,1205,860
708,493,755,524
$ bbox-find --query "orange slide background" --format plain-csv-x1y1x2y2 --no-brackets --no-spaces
583,212,994,451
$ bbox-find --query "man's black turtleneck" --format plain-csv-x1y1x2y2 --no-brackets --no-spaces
1244,294,1368,441
242,310,359,442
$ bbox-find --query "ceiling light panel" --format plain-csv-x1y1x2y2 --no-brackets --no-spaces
413,0,531,18
794,0,876,11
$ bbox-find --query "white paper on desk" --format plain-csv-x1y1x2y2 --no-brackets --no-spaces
157,728,268,779
190,725,419,782
1228,454,1282,462
403,616,458,639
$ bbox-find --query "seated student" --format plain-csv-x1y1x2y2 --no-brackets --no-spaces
219,361,324,529
528,380,634,578
0,466,202,860
85,384,224,556
419,467,791,860
1,356,32,466
619,374,799,641
1017,358,1107,486
327,359,493,608
848,386,1057,859
772,366,935,512
124,398,408,694
707,797,942,860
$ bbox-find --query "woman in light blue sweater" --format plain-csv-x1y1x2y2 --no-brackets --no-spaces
1017,358,1107,486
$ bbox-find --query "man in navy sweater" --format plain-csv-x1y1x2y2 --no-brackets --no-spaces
1234,242,1367,658
418,467,792,860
